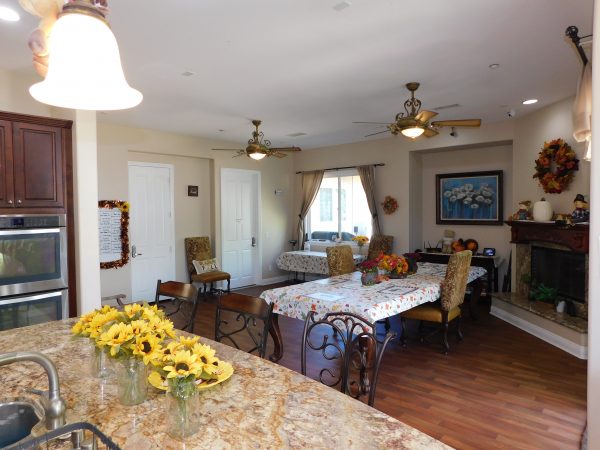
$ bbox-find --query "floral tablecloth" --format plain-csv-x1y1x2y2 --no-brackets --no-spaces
276,250,366,275
261,262,487,323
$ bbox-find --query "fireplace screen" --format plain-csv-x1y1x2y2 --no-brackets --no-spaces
530,246,585,303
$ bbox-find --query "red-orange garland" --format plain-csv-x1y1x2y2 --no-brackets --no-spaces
381,196,398,215
99,200,130,269
533,138,579,194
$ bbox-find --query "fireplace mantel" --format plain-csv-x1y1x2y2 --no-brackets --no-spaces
505,220,589,253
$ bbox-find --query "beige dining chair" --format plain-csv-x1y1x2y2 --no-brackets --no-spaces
400,250,473,354
367,235,394,260
326,245,356,277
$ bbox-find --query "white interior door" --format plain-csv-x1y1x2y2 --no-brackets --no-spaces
129,163,175,301
221,169,259,289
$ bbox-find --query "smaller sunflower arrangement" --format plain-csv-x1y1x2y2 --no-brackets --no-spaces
351,235,369,247
148,335,234,394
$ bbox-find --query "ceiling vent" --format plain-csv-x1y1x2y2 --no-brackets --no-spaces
333,1,352,11
434,103,461,111
287,132,307,137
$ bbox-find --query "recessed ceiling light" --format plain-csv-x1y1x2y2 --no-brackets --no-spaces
181,71,195,77
218,129,225,132
488,63,500,69
0,6,20,22
522,99,538,105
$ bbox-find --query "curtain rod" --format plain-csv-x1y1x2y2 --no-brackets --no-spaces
296,163,384,175
566,26,591,66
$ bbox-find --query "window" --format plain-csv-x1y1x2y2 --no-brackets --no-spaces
307,170,372,241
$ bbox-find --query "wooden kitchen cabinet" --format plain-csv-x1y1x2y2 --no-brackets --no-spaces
0,112,71,213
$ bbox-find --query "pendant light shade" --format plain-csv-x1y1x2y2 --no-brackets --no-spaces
29,4,142,111
249,151,267,160
400,126,425,139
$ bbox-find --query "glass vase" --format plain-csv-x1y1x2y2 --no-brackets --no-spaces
360,271,378,286
115,357,147,405
165,380,201,440
89,343,112,379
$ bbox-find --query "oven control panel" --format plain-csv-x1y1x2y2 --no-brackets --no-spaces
0,215,66,229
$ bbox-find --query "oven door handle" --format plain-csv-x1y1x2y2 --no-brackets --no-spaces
0,228,61,236
0,291,63,306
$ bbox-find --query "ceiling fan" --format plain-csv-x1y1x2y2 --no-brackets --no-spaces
212,120,301,160
354,82,481,139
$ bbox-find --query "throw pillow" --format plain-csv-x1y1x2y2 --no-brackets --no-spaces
193,258,220,274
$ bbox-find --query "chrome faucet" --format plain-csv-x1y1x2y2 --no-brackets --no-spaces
0,351,67,431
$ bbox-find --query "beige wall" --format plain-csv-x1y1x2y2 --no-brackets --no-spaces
513,96,590,213
292,121,514,255
97,122,294,299
0,68,52,117
418,144,513,282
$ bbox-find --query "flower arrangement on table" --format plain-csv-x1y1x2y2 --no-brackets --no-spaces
352,235,369,248
378,254,410,278
533,138,579,194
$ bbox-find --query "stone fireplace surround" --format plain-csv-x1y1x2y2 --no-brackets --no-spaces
491,221,589,359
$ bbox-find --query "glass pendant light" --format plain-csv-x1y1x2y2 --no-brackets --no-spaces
249,151,267,160
400,126,425,139
29,1,142,111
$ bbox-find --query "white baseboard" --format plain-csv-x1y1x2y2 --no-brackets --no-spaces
490,304,588,359
258,275,289,286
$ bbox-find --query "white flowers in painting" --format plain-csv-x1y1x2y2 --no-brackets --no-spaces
442,180,496,219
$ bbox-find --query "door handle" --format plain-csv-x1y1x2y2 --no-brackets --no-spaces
17,200,22,205
132,245,143,258
7,200,12,204
252,237,257,247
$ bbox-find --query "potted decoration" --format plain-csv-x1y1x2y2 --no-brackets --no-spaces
357,258,380,286
352,235,369,254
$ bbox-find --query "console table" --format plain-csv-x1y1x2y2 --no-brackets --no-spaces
417,251,502,299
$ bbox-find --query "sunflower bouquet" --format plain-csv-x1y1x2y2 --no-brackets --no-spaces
351,235,369,247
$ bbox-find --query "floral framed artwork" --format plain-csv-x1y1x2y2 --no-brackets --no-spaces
436,171,503,225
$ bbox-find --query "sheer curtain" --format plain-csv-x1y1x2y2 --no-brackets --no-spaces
297,170,324,250
357,165,382,236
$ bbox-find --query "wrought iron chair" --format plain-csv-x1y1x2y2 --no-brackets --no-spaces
154,280,199,333
301,311,395,406
400,250,473,354
326,245,356,277
367,234,394,260
215,293,274,358
184,237,231,296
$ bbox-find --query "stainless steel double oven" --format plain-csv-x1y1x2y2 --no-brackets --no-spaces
0,214,68,331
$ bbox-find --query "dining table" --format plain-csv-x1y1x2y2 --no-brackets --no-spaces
276,250,366,278
261,262,486,362
0,319,451,449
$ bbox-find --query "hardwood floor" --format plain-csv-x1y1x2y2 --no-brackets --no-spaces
182,284,587,450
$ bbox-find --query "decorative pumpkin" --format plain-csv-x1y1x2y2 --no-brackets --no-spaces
464,239,479,253
532,198,553,222
451,239,465,252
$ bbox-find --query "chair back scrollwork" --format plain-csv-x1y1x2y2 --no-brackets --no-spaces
301,311,395,406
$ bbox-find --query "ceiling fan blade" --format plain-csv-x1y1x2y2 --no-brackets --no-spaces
353,121,391,125
272,152,287,158
270,146,301,152
212,148,244,151
423,128,439,138
415,110,438,123
364,130,390,138
430,119,482,128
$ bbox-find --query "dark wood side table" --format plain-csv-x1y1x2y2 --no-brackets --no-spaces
418,252,499,299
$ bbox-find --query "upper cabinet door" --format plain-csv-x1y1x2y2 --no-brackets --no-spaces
12,122,65,209
0,120,14,207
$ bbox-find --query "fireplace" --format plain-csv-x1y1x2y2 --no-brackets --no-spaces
531,246,586,303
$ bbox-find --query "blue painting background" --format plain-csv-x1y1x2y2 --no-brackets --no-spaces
439,175,499,221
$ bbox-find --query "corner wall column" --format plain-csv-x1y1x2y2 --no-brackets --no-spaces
73,110,101,314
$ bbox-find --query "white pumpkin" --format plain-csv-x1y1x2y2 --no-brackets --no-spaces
532,198,553,222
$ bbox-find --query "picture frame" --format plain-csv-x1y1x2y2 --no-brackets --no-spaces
188,185,199,197
436,170,503,225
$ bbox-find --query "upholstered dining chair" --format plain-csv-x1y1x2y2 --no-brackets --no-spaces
326,245,356,277
184,237,231,296
214,292,274,358
301,311,395,406
400,250,473,354
367,235,394,260
154,280,199,333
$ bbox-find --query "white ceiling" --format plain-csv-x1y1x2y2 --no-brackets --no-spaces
0,0,594,149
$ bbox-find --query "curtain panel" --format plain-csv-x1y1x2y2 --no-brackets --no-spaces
297,170,325,250
357,165,382,236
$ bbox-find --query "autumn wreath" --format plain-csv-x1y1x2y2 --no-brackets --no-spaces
533,138,579,194
381,195,398,214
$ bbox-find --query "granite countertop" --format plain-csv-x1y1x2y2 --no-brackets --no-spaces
0,319,450,450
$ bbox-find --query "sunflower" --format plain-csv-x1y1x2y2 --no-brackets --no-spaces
123,303,144,319
129,319,149,336
141,304,165,320
149,316,176,339
163,350,203,379
178,335,200,349
87,310,121,338
131,334,163,364
97,322,134,357
148,371,168,391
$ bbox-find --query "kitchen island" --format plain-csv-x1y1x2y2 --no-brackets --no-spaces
0,319,450,449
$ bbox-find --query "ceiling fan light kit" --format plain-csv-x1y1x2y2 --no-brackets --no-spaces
400,126,425,139
29,0,143,111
